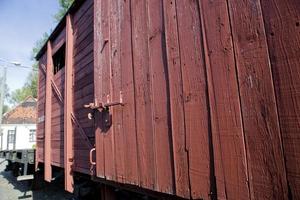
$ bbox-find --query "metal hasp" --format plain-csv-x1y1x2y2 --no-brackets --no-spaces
64,14,74,193
85,99,124,128
84,101,124,111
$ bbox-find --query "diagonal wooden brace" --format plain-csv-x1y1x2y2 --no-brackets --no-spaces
70,112,93,149
41,64,64,104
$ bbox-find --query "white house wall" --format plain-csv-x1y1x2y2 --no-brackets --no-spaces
0,124,36,150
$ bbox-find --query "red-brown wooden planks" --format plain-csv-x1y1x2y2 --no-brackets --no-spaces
163,0,190,198
228,0,288,199
131,0,155,189
36,0,300,198
109,0,125,183
199,0,250,199
260,0,300,198
51,28,66,54
64,14,74,193
102,0,115,181
175,1,211,198
50,27,66,169
94,0,104,178
73,0,93,25
44,41,53,182
147,0,174,194
36,59,46,168
68,0,94,175
120,0,139,185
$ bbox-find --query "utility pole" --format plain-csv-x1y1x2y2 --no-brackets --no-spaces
0,66,7,148
0,66,7,122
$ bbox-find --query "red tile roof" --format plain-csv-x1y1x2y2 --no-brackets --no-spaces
2,96,37,124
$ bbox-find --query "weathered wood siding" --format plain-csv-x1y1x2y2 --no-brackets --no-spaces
93,0,299,199
37,53,47,163
72,0,94,174
261,0,300,198
50,28,66,167
36,0,300,199
36,0,94,174
51,67,65,166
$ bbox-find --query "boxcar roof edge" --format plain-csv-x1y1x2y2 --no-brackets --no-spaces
35,0,85,60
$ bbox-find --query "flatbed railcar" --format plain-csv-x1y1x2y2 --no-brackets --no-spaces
0,97,37,179
0,149,35,178
35,0,300,199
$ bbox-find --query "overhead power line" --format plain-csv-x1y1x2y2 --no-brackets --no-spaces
0,58,37,71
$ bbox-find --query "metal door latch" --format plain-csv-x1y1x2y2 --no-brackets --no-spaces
84,92,124,111
84,95,124,131
84,101,124,111
84,101,124,120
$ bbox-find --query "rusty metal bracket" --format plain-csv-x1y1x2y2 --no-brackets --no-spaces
84,101,124,111
84,92,124,111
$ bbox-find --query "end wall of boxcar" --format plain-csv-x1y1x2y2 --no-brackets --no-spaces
36,0,94,176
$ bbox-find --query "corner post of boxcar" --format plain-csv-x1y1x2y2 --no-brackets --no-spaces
64,13,74,193
45,41,53,182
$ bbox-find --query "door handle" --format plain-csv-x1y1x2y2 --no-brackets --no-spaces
89,147,96,165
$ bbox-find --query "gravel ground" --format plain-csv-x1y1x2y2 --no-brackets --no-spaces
0,158,74,200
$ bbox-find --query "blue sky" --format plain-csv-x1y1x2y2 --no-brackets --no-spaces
0,0,59,93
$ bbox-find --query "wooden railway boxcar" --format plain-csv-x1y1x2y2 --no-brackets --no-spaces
36,0,300,199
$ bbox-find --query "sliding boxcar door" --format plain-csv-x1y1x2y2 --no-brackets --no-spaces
93,0,177,196
93,0,136,183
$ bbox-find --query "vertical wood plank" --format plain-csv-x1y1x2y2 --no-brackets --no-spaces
94,0,104,178
260,0,300,198
110,0,125,183
64,14,74,193
175,1,212,199
120,0,139,185
162,0,190,198
199,0,250,199
103,0,115,181
227,0,288,199
36,60,44,170
147,0,174,194
45,41,53,182
131,0,155,189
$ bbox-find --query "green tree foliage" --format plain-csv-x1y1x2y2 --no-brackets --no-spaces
54,0,74,22
2,83,10,114
9,33,48,105
3,105,9,114
31,32,50,60
10,0,74,105
10,87,32,105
